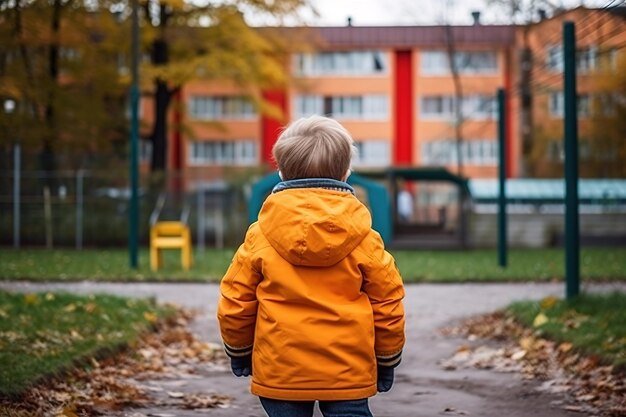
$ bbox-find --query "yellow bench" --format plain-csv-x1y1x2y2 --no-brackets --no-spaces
150,221,192,271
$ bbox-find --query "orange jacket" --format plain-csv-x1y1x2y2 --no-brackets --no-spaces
217,186,405,401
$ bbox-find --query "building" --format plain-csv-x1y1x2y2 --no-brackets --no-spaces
140,7,625,185
140,16,516,184
518,6,626,177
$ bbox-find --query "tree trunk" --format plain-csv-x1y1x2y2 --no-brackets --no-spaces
445,25,464,176
42,0,62,186
519,27,533,177
149,37,171,172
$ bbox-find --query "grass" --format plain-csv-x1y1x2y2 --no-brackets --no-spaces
507,292,626,368
0,290,173,397
0,247,625,283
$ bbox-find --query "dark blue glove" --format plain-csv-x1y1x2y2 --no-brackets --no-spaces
377,365,394,392
230,355,252,377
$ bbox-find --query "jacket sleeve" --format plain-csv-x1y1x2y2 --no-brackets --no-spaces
217,228,263,358
361,232,406,368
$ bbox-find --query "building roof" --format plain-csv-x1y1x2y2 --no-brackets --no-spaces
287,25,516,49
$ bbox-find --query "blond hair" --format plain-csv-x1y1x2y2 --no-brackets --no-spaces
273,115,356,181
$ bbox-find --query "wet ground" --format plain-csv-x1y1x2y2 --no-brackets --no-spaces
2,281,623,417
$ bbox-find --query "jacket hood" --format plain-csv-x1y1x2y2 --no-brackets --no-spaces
258,188,371,267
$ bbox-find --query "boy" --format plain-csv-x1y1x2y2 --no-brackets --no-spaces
217,115,405,417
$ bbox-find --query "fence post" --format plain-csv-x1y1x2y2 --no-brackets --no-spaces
216,201,224,250
13,144,20,248
497,88,508,267
43,186,53,249
197,188,205,252
563,21,580,299
76,170,84,249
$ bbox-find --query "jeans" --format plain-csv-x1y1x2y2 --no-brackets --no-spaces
260,397,373,417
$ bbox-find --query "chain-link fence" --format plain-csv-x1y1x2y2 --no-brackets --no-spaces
0,162,252,249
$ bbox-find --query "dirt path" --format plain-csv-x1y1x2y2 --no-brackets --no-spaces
2,281,624,417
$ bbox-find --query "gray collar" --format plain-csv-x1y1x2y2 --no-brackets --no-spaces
272,178,354,194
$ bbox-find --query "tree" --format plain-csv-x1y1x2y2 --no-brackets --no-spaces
486,0,561,177
138,0,309,172
587,52,626,177
0,0,130,176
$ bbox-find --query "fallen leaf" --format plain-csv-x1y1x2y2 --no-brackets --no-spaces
540,296,559,310
24,293,39,305
558,342,573,353
144,312,158,323
167,391,185,398
511,349,527,360
63,303,77,313
533,313,549,327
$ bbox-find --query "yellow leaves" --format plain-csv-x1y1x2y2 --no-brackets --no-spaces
533,312,549,327
24,293,39,305
143,311,158,323
64,303,77,313
83,303,97,314
540,296,558,310
56,406,79,417
45,293,55,301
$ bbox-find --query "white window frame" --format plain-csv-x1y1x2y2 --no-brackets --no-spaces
419,95,496,121
352,140,390,167
293,94,388,120
549,91,590,119
421,139,498,166
293,50,388,77
189,96,256,120
188,140,258,166
420,50,498,76
546,45,599,73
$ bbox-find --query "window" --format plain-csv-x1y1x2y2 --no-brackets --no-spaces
421,140,498,166
548,92,590,118
294,51,387,76
420,96,455,118
577,47,598,73
189,96,256,120
353,141,390,167
420,51,498,75
189,140,257,165
419,95,496,120
140,139,152,163
548,139,591,161
294,94,388,120
546,46,599,73
547,46,563,72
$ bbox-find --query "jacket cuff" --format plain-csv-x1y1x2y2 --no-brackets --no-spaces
223,342,253,358
376,350,402,368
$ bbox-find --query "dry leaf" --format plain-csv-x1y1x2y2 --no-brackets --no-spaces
144,312,158,323
533,313,549,327
24,293,39,305
540,296,559,310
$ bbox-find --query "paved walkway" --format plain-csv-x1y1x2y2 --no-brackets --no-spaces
2,281,624,417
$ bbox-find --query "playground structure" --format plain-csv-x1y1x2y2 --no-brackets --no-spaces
248,168,471,249
149,192,193,271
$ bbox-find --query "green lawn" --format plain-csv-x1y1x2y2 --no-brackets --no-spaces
508,292,626,368
0,290,173,397
0,247,625,282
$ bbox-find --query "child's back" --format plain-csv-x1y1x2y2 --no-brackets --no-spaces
217,115,405,416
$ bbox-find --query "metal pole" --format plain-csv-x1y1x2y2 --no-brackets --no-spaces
563,21,580,298
13,144,20,248
197,188,205,252
129,0,140,268
76,169,83,249
497,88,507,267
